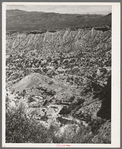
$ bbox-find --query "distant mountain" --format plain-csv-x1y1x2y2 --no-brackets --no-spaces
6,9,45,17
105,13,112,17
7,9,28,16
6,9,111,33
103,13,111,23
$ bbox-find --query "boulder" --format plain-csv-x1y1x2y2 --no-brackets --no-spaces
41,60,47,67
69,58,76,63
48,80,54,85
69,96,75,102
62,59,69,65
56,67,65,74
54,124,80,140
72,97,85,105
72,66,80,75
56,116,75,125
59,106,71,115
47,105,63,117
46,66,55,71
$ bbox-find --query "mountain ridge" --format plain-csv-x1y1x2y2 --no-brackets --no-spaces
6,9,111,33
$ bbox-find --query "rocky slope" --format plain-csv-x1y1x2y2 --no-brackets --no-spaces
6,28,111,143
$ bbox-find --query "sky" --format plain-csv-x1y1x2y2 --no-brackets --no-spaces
6,4,112,15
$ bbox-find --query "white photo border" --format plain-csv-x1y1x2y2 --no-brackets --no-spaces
2,2,121,148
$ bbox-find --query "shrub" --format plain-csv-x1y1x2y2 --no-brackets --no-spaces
6,104,53,143
53,125,93,143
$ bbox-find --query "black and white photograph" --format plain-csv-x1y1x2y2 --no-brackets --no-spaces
2,2,120,148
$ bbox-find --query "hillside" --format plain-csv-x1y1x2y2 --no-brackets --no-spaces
6,9,111,33
6,28,111,143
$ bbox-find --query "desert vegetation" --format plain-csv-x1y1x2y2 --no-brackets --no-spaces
5,10,111,143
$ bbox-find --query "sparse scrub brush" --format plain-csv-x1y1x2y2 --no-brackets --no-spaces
6,103,53,143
